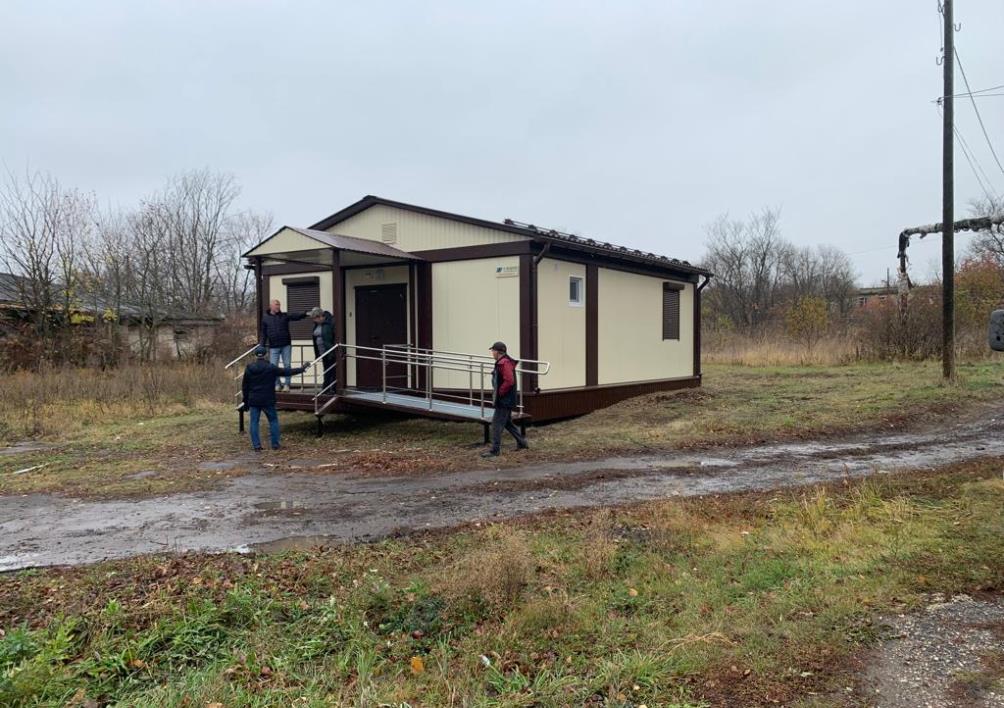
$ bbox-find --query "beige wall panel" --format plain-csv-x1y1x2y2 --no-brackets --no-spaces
247,227,322,257
597,269,694,385
328,204,527,252
343,265,411,388
536,258,586,390
432,257,520,390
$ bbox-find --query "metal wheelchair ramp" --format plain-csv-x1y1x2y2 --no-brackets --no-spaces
226,343,546,435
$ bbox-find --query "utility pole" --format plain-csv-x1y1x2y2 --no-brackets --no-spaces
942,0,956,380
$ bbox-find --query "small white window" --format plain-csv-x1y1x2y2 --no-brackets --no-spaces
569,276,584,306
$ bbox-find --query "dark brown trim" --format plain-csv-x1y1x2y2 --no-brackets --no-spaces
585,263,598,386
694,275,709,379
261,264,271,322
412,241,534,262
408,263,418,388
331,252,345,395
309,195,711,277
281,276,320,286
416,262,433,391
519,253,537,392
524,376,700,421
254,257,263,334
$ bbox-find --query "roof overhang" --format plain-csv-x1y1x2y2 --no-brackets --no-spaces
309,195,711,278
243,226,425,267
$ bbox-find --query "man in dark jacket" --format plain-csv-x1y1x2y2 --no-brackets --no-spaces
309,307,336,392
242,345,307,451
260,299,309,392
481,341,529,458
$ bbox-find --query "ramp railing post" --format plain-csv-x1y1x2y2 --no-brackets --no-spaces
468,353,473,406
479,362,485,419
381,348,387,403
426,357,433,410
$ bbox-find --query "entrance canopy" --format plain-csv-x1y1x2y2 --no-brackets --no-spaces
243,226,424,268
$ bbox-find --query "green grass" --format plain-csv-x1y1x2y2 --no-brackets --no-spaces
1,459,1002,706
2,360,1003,497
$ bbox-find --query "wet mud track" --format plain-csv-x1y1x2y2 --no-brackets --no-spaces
3,411,1004,571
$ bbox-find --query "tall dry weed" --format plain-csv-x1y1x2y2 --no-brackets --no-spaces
0,362,233,441
436,526,533,615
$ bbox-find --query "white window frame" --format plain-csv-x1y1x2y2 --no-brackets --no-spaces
568,275,584,307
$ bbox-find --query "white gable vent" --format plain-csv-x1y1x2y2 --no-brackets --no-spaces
381,222,398,244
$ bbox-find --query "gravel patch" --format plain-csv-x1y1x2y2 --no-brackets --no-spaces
857,593,1004,707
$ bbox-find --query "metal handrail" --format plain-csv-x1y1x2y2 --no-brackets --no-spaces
385,343,552,375
230,341,552,419
339,343,550,416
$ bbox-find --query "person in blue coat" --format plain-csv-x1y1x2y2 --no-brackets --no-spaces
241,345,307,451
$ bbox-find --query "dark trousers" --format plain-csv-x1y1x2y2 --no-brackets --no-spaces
490,405,526,453
320,353,336,392
249,405,280,449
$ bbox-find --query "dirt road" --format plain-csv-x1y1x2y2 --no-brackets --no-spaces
2,409,1003,571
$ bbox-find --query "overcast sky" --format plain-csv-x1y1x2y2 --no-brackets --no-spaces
2,1,1003,285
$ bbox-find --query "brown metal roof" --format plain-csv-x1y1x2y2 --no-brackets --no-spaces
243,226,425,261
309,195,711,277
286,227,425,261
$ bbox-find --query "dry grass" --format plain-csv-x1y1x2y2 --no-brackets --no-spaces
437,526,534,615
703,333,860,366
0,362,233,442
1,460,1001,706
1,360,1002,498
704,330,1004,367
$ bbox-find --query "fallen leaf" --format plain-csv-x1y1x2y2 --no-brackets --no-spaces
628,587,639,597
129,659,147,669
410,656,425,674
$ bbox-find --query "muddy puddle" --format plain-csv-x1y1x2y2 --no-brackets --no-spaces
0,441,57,457
2,411,1004,571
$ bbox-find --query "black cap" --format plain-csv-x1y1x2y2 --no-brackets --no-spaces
490,341,507,353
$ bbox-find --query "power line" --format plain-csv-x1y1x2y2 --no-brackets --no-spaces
956,123,998,200
948,82,1004,97
955,47,1004,178
938,104,999,201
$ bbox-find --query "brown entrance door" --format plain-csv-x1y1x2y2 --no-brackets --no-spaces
354,284,408,390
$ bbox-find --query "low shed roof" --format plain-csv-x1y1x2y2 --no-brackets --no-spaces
244,226,425,264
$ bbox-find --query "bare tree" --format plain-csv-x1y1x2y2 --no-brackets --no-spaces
126,202,172,360
0,169,96,345
152,169,240,315
214,210,273,316
702,207,789,331
966,195,1004,266
0,169,61,338
702,207,858,333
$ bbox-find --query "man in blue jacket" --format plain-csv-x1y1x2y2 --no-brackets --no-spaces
241,345,308,451
260,299,309,391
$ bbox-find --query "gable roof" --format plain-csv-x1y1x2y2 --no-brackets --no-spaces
243,226,423,261
310,195,711,277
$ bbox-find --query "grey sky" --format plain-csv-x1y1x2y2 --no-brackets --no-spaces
2,1,1003,285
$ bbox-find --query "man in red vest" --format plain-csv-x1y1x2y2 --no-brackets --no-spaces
481,341,529,458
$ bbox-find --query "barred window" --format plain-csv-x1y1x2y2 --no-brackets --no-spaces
662,283,681,340
284,277,320,339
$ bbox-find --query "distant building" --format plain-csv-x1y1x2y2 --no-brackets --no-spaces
0,272,222,359
853,285,898,309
